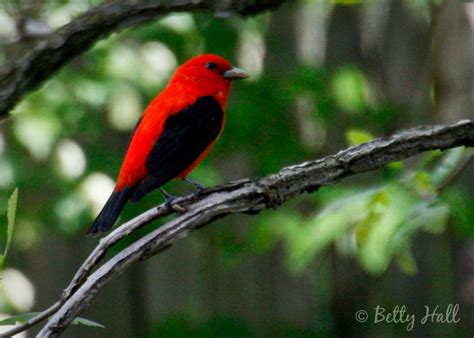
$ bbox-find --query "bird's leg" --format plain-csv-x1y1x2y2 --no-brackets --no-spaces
159,188,175,206
183,177,205,194
159,188,186,213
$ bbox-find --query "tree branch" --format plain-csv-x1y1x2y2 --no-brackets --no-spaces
0,0,285,119
19,119,471,337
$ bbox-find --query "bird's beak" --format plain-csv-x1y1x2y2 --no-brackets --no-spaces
223,67,250,80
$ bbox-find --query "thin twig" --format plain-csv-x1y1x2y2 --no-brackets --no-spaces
0,302,61,337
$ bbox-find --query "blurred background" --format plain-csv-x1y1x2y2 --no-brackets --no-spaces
0,0,473,337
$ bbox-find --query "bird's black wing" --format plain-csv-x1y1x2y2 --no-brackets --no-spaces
130,96,224,202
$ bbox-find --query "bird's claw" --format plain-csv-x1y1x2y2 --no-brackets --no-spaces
160,188,175,206
159,188,186,213
183,177,205,195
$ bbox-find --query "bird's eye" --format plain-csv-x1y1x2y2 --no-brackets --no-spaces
206,62,217,70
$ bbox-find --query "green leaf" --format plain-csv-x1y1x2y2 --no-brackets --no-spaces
357,188,415,275
431,147,469,187
417,149,443,169
0,188,18,270
355,190,389,246
0,312,36,325
388,200,449,275
0,312,104,328
284,189,378,272
387,161,404,169
331,66,369,113
413,171,435,197
396,246,418,275
71,317,105,328
443,190,474,236
345,129,374,146
413,201,449,234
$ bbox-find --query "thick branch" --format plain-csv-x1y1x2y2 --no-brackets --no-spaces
0,0,285,118
30,119,474,337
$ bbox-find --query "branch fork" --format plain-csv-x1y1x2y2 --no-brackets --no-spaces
1,119,469,337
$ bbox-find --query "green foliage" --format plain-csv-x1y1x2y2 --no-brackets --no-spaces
331,66,369,113
0,312,104,328
396,246,418,275
71,317,105,328
251,147,468,276
345,129,374,145
0,312,35,325
0,188,18,269
442,189,474,237
430,147,468,186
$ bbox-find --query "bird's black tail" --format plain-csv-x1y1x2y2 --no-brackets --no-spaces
87,187,134,235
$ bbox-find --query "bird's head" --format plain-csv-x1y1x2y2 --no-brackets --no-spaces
169,54,249,106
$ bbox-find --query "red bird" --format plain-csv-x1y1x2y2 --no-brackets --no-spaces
87,54,249,234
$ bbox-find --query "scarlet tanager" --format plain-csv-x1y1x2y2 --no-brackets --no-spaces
87,54,249,234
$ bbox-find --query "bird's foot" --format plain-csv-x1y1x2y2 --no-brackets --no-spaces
183,177,205,196
160,188,175,206
159,188,186,213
